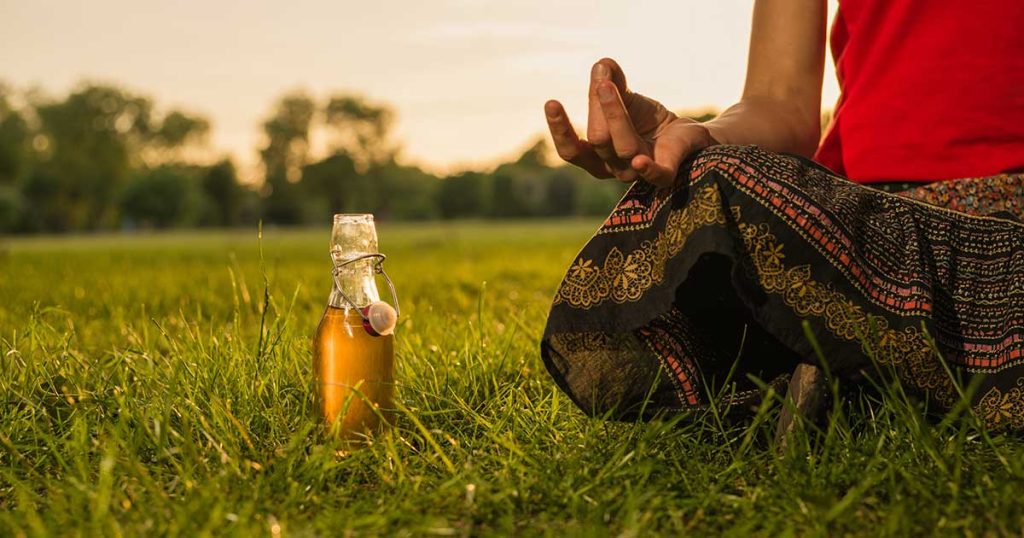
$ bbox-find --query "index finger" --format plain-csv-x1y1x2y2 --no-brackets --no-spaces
544,100,612,179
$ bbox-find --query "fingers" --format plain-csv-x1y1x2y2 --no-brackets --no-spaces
632,136,688,186
597,82,646,162
595,57,629,95
544,100,612,179
587,59,630,169
597,81,648,182
622,91,676,137
587,62,612,160
631,124,715,187
631,155,677,187
547,57,654,182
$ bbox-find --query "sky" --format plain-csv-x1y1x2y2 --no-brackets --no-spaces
1,0,840,178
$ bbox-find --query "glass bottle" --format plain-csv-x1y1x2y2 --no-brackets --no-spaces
313,214,397,439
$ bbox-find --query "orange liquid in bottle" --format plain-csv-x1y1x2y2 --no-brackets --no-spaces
313,306,395,439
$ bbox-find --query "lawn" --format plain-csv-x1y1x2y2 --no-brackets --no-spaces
1,221,1023,536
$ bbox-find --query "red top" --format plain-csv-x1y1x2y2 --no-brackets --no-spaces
814,0,1024,183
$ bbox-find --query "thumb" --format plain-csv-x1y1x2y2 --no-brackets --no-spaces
631,125,713,187
631,155,678,188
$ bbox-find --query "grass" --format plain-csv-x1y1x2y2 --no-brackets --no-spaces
1,220,1023,536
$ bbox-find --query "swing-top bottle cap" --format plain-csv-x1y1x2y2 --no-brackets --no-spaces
362,301,397,336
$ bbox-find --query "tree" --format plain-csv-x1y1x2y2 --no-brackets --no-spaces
259,91,316,224
323,94,395,170
25,83,212,230
0,186,21,232
120,166,200,228
544,169,577,216
574,168,627,215
0,85,30,231
200,159,243,226
487,139,553,217
489,172,531,217
370,161,439,220
512,138,552,169
32,85,152,229
0,85,30,186
260,92,316,182
20,169,70,231
301,152,362,222
146,109,210,165
437,171,488,219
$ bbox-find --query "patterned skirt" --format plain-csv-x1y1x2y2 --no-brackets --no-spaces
540,145,1024,431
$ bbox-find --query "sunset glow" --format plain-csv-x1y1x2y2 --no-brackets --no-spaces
2,0,840,177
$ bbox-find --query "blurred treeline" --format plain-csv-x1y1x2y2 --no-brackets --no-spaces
0,82,633,233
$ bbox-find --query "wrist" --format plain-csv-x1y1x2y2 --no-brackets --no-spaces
700,121,729,147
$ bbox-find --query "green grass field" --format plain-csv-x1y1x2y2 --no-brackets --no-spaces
2,221,1023,536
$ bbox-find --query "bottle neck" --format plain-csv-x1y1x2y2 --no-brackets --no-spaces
329,257,381,309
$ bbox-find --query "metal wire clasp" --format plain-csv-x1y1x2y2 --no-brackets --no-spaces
329,250,401,321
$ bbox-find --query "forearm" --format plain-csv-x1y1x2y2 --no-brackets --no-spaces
702,0,827,159
703,95,821,158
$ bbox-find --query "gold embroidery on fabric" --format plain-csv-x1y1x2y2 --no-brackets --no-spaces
553,186,725,308
739,213,1024,428
977,379,1024,430
551,331,615,355
554,178,1024,428
735,219,958,409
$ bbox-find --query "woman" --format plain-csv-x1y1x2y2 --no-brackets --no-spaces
540,0,1024,431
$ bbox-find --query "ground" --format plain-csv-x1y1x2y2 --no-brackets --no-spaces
1,221,1022,536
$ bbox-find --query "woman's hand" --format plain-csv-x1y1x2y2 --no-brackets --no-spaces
544,58,717,187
